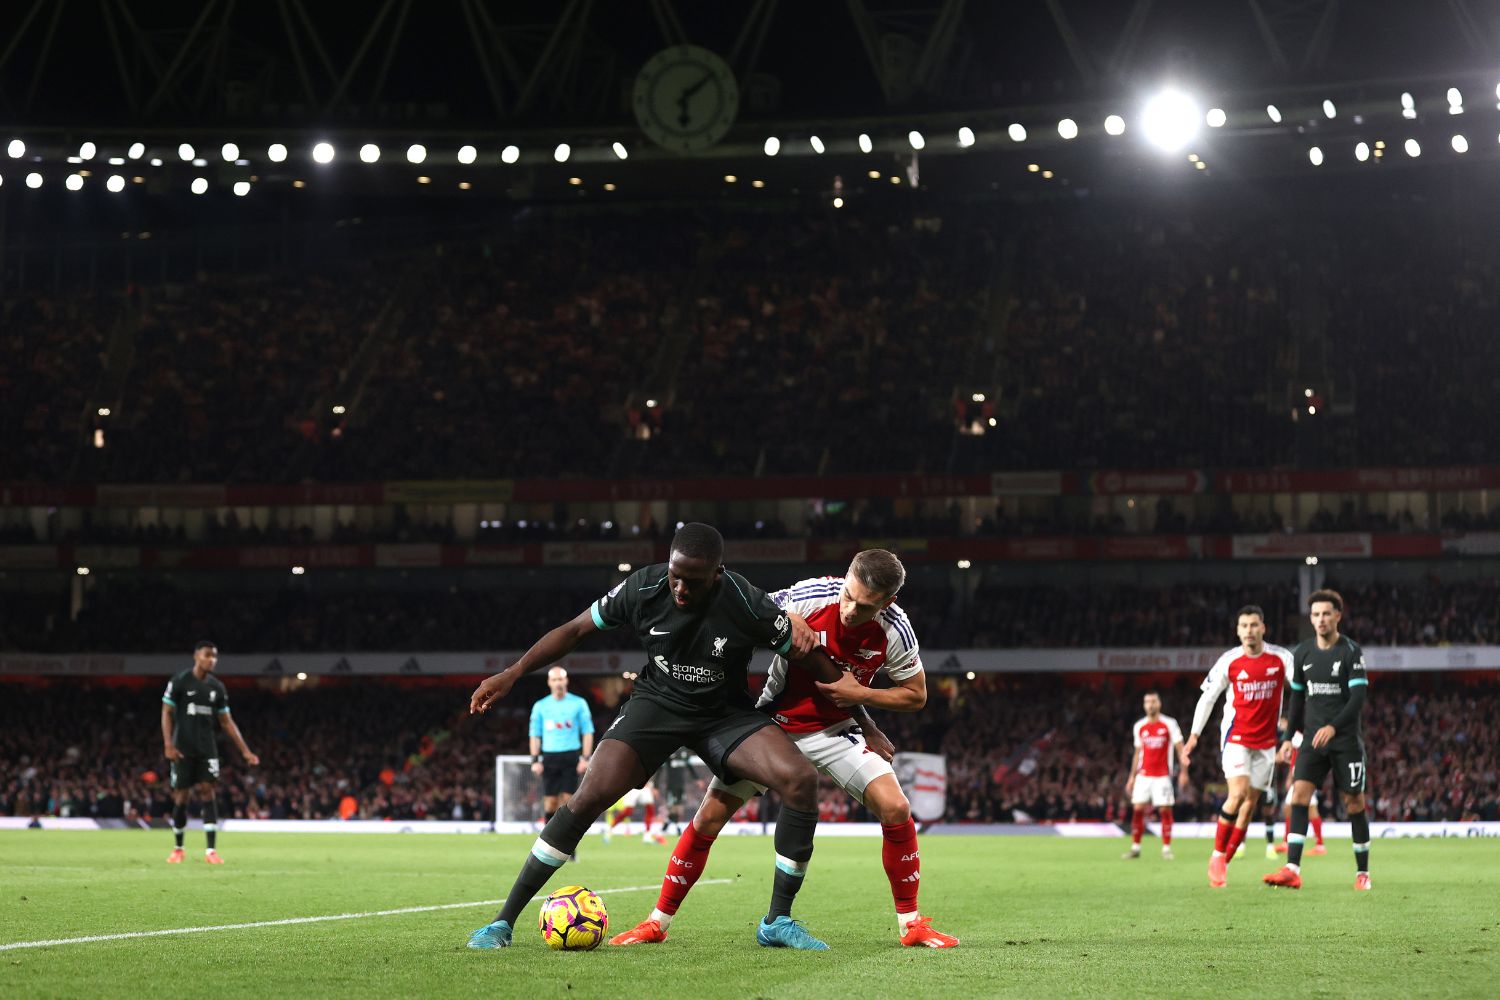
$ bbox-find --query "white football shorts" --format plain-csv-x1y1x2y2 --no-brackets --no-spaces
710,720,895,806
1130,774,1175,807
1222,742,1276,792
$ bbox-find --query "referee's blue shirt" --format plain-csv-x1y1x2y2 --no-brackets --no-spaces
529,692,594,753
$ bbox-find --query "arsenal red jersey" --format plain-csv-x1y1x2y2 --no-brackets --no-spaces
1193,644,1293,750
757,576,923,734
1132,715,1184,777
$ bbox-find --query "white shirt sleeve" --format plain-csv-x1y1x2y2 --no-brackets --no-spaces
1131,719,1145,748
1165,715,1185,745
1191,650,1234,737
879,605,923,681
769,576,843,619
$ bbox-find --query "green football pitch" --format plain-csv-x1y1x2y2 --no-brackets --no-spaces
2,831,1497,999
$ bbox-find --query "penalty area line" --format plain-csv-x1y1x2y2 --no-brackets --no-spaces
0,878,733,952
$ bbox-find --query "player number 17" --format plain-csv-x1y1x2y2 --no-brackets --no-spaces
1348,761,1364,788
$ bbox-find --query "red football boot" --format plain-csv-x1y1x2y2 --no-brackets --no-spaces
900,916,960,949
609,918,667,945
1263,866,1302,889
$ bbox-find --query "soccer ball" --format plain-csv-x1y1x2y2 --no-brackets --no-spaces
538,885,609,951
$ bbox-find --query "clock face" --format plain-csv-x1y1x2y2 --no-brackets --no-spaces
632,45,740,153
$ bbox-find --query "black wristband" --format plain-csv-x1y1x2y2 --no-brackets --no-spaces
532,754,541,764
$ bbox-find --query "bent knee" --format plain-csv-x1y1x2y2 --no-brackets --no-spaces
777,761,819,810
875,796,911,826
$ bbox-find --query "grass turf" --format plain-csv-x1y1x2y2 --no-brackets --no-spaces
2,830,1497,998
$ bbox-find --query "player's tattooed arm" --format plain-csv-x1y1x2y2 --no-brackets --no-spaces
854,706,895,761
786,645,843,684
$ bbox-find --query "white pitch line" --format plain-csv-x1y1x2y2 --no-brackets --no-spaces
0,878,733,952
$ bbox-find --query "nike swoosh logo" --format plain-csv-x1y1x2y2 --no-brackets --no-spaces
649,627,670,635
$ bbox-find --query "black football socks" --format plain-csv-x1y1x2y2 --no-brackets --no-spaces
496,804,591,926
1286,804,1310,868
766,805,818,922
1350,810,1370,874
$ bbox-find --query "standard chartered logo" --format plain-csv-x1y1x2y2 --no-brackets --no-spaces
653,655,724,683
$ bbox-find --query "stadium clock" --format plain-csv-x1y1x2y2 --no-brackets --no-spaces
632,45,739,153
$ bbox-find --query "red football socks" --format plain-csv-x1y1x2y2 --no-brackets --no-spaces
881,819,921,914
1131,806,1147,846
655,824,716,916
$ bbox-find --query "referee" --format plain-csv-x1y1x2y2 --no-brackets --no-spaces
529,666,594,823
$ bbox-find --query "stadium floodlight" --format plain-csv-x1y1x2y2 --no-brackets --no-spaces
1322,99,1337,119
128,142,145,160
221,142,239,161
858,132,873,153
360,143,380,163
501,145,520,164
233,180,250,196
1401,91,1417,119
1449,88,1464,113
268,143,288,162
65,173,83,191
956,559,972,569
1266,104,1282,123
407,143,427,163
109,156,126,165
1405,138,1421,157
1057,118,1078,140
177,142,194,161
957,126,975,147
1141,89,1201,153
1104,115,1125,136
554,142,571,162
1355,141,1370,162
79,141,96,159
832,196,844,208
1308,146,1324,166
6,138,23,158
24,172,42,188
763,136,780,156
312,142,335,163
1008,123,1027,142
611,141,628,160
908,130,925,150
809,135,825,154
191,177,208,194
459,144,478,164
1205,108,1227,128
150,158,163,166
1453,134,1469,153
106,174,124,192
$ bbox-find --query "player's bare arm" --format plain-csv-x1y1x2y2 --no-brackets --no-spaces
218,711,259,765
577,733,594,773
161,702,182,761
1125,747,1141,793
1174,741,1190,788
817,670,925,712
785,612,816,657
471,609,598,714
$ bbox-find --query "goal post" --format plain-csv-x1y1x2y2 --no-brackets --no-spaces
494,749,718,828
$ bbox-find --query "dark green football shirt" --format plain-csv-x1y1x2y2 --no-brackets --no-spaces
1290,635,1368,737
162,668,230,757
590,564,795,716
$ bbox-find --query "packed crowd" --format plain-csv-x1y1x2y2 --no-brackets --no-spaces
6,194,1499,484
6,576,1499,653
4,673,1494,827
878,673,1500,824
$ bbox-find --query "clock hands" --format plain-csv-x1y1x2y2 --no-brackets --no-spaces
675,74,713,126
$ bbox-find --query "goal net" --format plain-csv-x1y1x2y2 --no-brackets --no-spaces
493,750,716,829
